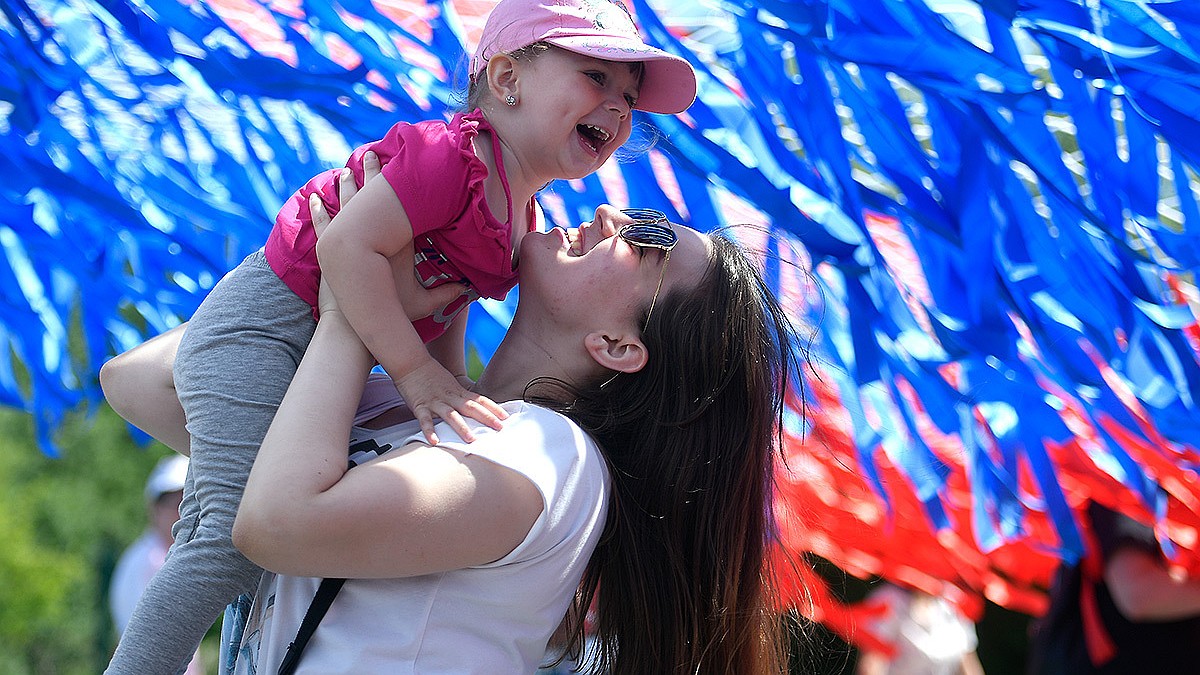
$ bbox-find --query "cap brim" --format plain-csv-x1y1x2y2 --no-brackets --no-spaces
545,35,697,115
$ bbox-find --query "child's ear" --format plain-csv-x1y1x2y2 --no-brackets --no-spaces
584,331,648,375
485,54,520,104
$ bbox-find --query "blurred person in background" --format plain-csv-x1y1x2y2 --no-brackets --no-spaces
109,454,203,675
856,582,984,675
1027,501,1200,674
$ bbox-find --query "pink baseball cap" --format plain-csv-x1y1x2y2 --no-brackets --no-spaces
470,0,697,115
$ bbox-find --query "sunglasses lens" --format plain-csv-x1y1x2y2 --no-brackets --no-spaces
621,207,668,224
622,223,677,248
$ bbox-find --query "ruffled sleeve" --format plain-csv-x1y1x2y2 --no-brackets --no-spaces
375,111,498,239
376,110,520,298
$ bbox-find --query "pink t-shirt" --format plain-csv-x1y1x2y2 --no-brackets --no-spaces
263,110,536,342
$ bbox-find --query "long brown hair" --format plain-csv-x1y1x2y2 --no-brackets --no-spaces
530,231,804,674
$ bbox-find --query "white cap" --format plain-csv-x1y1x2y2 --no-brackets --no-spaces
144,455,188,502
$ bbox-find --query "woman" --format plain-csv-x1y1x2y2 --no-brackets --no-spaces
113,170,805,673
240,182,802,673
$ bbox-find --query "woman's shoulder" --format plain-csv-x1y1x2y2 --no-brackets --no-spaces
490,401,599,454
473,403,609,567
458,402,606,483
499,401,603,444
355,400,598,463
497,400,576,423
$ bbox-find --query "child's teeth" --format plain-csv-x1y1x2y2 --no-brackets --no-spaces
584,124,609,142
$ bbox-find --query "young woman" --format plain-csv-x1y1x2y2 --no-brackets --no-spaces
224,169,805,672
100,1,696,670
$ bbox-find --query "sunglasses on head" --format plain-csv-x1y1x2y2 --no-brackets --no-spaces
618,208,677,330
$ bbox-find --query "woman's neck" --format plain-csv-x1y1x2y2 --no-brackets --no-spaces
360,331,577,431
471,325,582,404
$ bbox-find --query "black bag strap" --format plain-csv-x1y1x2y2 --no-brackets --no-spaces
277,577,346,675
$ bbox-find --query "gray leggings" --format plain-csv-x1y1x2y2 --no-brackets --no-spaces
106,250,315,675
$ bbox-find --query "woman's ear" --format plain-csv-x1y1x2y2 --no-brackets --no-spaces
584,331,648,375
485,54,520,105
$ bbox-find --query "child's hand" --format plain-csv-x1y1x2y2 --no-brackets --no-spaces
312,149,506,444
392,359,507,445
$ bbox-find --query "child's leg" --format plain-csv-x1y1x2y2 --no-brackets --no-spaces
100,323,191,455
105,250,315,675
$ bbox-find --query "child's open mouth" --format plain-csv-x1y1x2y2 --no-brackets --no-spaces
577,123,612,153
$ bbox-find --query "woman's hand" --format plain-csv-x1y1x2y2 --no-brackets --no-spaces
100,323,191,455
311,153,374,318
311,152,465,321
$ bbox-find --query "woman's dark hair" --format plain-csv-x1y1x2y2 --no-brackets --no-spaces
529,231,804,674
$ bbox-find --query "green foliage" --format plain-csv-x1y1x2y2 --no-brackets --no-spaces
0,404,172,674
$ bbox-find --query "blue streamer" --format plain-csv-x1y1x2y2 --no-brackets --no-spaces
4,0,1200,570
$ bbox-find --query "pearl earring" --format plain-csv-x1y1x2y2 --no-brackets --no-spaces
505,94,517,107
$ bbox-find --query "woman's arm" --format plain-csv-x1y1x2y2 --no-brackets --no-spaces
233,190,541,580
233,311,540,578
99,324,191,455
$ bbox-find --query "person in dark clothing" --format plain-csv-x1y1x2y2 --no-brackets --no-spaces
1027,501,1200,674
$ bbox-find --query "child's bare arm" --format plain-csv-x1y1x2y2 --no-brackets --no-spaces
315,170,506,445
99,324,191,455
425,306,472,388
